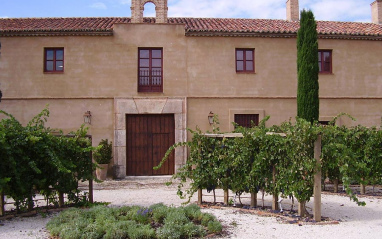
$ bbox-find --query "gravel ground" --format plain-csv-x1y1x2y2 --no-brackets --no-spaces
1,177,382,239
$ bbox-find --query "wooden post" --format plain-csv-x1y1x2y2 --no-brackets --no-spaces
298,201,306,217
360,181,366,195
313,135,322,222
250,192,257,207
89,146,94,204
272,195,279,210
198,189,202,205
28,192,34,211
272,165,279,210
59,192,65,208
89,179,93,204
224,189,229,205
333,179,339,193
0,191,4,216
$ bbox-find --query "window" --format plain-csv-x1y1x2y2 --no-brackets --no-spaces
138,48,163,92
234,114,259,128
319,121,330,126
44,48,64,73
318,50,332,73
236,49,254,73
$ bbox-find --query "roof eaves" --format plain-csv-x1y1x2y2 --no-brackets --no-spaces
185,31,298,38
0,29,114,37
185,30,382,40
318,33,382,41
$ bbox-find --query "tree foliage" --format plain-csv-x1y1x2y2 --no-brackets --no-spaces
297,9,319,123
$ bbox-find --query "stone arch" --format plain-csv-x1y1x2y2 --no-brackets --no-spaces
131,0,168,23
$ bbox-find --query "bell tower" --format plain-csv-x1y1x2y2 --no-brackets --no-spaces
131,0,168,23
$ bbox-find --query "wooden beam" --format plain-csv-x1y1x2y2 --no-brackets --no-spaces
313,135,322,222
0,191,4,216
198,189,202,205
224,190,229,205
250,193,257,207
272,166,279,210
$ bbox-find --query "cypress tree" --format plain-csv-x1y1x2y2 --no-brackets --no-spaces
297,10,319,123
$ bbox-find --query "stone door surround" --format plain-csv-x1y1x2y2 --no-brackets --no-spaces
113,97,186,179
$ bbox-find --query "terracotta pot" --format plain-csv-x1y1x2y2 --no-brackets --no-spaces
96,164,108,180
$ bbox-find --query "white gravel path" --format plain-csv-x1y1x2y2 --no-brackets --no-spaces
1,178,382,239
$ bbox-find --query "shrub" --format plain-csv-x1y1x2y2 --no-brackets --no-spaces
201,213,217,227
156,223,182,239
151,205,168,224
163,209,188,225
208,220,223,233
128,224,155,239
183,204,203,222
94,139,113,164
47,204,221,239
181,222,206,238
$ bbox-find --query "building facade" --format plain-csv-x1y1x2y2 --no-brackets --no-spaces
0,0,381,178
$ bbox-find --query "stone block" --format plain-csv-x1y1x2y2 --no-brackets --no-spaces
115,146,127,165
115,113,126,130
135,98,167,113
115,130,126,147
116,99,138,114
113,165,126,179
163,99,183,113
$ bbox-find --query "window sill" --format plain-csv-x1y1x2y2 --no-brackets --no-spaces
44,72,64,74
319,72,333,75
236,71,256,74
137,91,164,94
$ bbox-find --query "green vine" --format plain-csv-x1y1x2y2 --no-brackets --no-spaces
0,107,96,212
155,115,382,207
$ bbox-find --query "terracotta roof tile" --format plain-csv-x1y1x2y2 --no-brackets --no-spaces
0,17,381,39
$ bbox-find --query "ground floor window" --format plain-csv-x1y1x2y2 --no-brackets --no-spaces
234,114,259,128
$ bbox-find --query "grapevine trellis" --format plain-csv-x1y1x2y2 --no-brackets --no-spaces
156,115,382,221
0,108,96,216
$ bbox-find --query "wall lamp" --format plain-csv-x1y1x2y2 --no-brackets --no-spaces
83,111,92,125
208,111,215,125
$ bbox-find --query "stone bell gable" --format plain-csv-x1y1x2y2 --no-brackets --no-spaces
131,0,168,23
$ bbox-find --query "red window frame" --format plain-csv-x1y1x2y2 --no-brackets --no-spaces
234,114,259,128
138,48,163,93
318,50,332,74
44,48,64,73
236,49,255,73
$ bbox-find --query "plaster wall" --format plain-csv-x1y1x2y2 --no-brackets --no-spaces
318,39,382,98
0,24,188,99
0,99,113,146
1,25,381,100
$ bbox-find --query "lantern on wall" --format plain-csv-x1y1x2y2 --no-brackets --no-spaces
208,111,214,125
83,111,92,124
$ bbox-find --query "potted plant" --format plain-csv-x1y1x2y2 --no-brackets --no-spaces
94,139,113,181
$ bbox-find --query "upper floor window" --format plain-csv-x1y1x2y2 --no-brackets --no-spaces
236,49,255,73
318,50,332,74
44,48,64,73
234,114,259,128
138,48,163,92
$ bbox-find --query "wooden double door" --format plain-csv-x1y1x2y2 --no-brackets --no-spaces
126,114,175,176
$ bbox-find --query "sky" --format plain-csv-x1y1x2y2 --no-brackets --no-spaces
0,0,375,23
